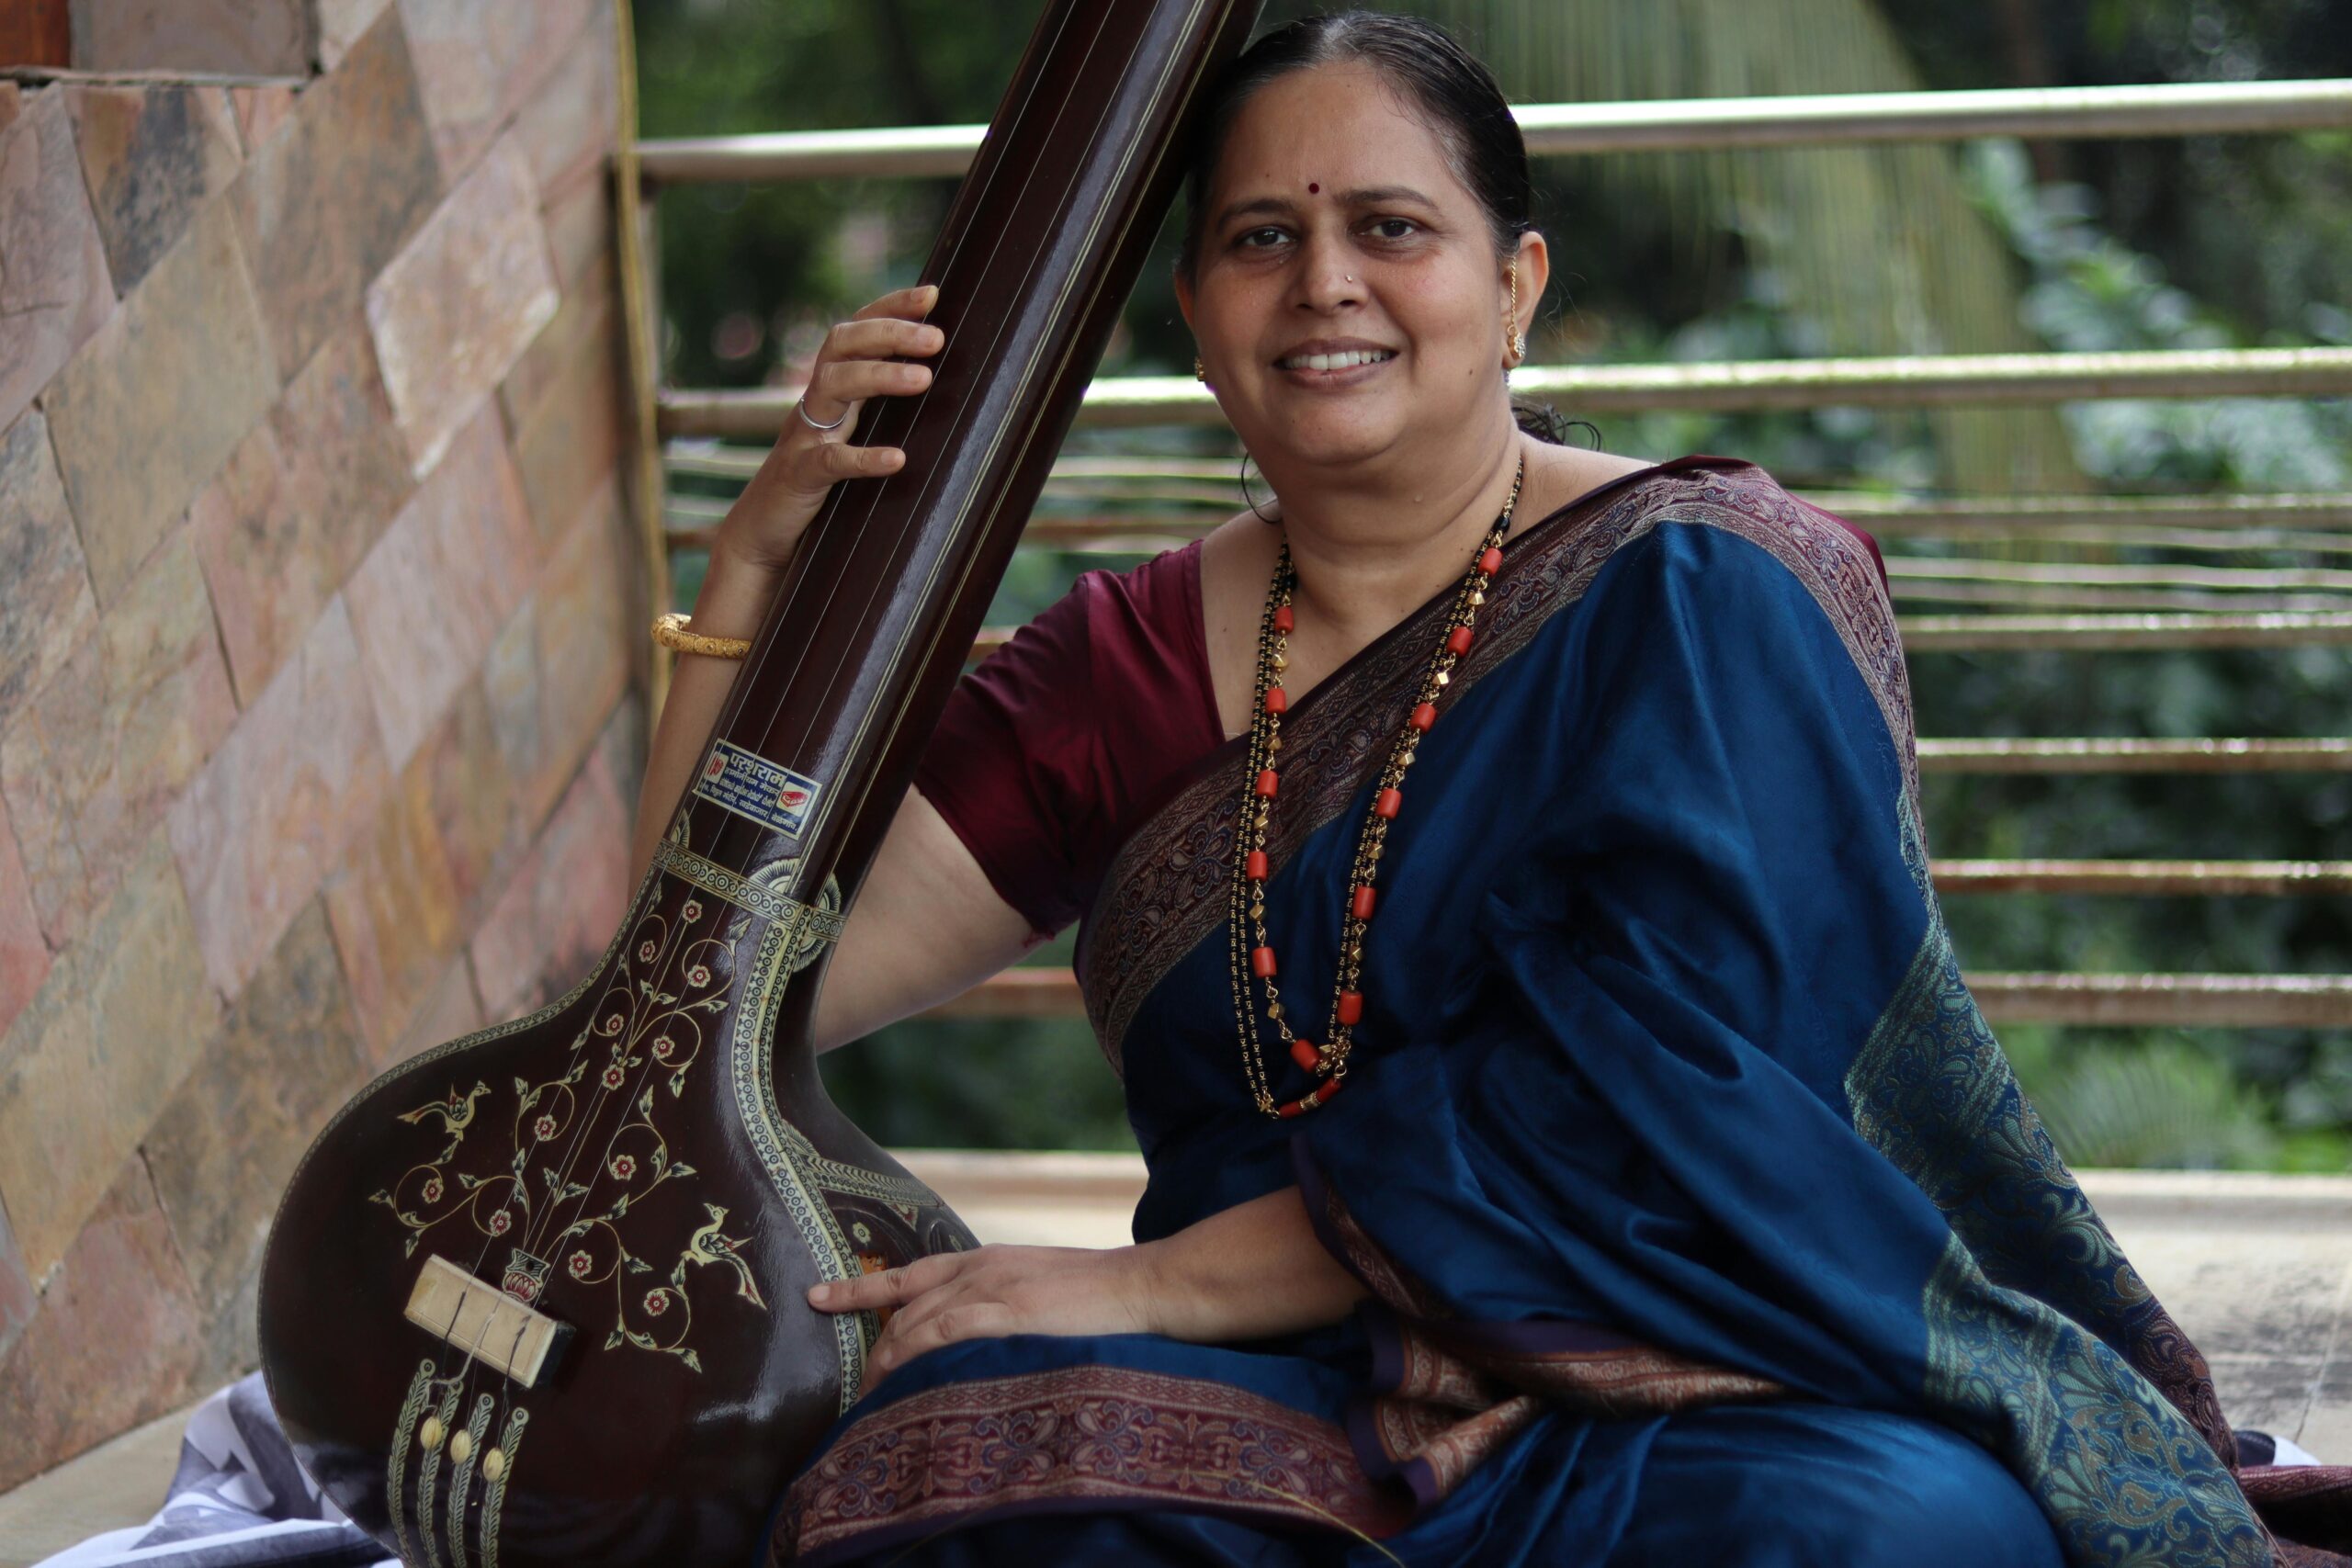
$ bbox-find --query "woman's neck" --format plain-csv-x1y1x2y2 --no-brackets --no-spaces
1272,424,1527,651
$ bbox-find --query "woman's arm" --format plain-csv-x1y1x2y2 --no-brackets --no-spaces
627,536,1040,1052
622,281,1043,1052
808,1184,1368,1392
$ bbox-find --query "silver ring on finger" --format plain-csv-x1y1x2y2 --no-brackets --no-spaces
797,398,849,433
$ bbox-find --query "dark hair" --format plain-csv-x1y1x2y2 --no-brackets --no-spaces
1174,10,1572,444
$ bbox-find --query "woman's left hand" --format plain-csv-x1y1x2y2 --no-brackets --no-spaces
806,1244,1163,1396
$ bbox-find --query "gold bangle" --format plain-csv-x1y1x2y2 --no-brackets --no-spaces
652,612,752,660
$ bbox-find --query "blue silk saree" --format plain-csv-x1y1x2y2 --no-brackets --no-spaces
771,458,2352,1566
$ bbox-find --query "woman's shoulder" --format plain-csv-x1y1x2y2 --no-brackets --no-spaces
1552,452,1887,597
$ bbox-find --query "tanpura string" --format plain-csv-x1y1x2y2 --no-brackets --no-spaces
729,0,1088,754
380,10,1170,1535
747,0,1125,796
526,5,1111,1280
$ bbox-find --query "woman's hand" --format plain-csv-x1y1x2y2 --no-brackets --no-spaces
806,1243,1163,1397
803,1188,1369,1399
717,282,945,571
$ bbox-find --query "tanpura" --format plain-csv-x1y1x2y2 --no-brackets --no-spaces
254,3,1260,1562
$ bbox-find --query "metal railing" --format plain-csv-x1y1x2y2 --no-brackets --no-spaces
658,346,2352,437
619,74,2352,1032
919,968,2352,1029
633,79,2352,182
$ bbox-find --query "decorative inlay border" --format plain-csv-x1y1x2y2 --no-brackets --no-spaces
729,916,868,1410
654,835,792,923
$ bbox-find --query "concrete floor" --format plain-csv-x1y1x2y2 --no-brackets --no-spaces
2,1157,2345,1566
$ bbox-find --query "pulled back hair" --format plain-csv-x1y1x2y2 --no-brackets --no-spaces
1174,10,1575,445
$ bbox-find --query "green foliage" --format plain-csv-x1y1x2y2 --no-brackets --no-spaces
2002,1024,2282,1169
1964,140,2352,490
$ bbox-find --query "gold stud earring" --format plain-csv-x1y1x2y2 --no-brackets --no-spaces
1194,355,1207,383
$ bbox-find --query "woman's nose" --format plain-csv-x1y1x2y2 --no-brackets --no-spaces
1291,231,1363,310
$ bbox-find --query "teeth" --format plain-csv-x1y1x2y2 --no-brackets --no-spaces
1282,349,1394,371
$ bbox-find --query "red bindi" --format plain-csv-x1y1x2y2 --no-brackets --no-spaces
1307,182,1319,194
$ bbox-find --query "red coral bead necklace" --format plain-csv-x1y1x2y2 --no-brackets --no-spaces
1228,455,1525,1118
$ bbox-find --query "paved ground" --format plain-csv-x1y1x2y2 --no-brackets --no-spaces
2,1158,2344,1566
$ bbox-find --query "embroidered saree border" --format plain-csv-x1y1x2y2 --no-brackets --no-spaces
1297,1142,1787,1512
774,1362,1410,1563
1079,461,1913,1077
1919,1232,2270,1567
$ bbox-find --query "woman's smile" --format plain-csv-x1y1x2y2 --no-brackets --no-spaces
1272,340,1399,386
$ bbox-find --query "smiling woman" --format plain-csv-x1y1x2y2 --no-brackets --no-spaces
619,12,2352,1568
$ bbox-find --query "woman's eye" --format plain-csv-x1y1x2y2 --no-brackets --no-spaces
1368,218,1418,240
1238,227,1288,249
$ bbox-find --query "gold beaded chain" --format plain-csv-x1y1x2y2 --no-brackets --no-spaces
1229,456,1525,1118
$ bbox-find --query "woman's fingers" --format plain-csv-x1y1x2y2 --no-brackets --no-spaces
809,355,934,409
829,313,945,358
865,1301,1014,1384
794,309,944,429
806,1251,965,1313
850,281,940,322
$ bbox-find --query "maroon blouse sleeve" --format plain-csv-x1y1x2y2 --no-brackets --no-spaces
910,541,1224,938
911,575,1103,936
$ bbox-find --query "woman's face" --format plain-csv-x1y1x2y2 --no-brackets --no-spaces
1176,61,1539,477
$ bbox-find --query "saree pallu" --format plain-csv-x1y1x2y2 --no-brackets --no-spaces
773,458,2352,1566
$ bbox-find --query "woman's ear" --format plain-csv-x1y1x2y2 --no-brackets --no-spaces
1173,264,1195,333
1511,231,1551,327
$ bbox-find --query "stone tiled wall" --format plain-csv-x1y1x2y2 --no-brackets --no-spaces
0,0,646,1489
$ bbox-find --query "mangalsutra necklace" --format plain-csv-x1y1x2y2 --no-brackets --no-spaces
1228,456,1525,1118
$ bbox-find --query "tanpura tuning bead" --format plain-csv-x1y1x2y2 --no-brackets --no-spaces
420,1416,445,1451
449,1429,474,1465
1290,1037,1321,1071
482,1448,507,1483
1375,787,1401,818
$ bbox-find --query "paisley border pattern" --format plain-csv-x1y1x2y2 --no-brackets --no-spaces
1077,462,1915,1076
775,1364,1409,1562
1921,1233,2269,1568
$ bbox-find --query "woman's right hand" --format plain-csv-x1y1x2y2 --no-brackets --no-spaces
715,282,945,572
